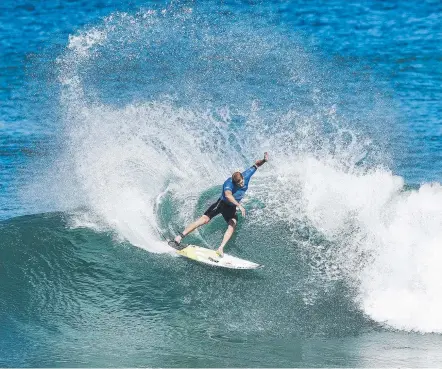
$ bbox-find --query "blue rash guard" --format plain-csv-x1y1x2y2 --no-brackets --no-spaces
220,165,257,206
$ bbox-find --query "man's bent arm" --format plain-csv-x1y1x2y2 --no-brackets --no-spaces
224,190,242,207
225,190,246,217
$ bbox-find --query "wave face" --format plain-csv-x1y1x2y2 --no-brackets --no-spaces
0,212,375,367
4,2,442,365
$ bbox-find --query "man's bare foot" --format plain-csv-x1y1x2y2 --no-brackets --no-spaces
216,248,224,257
174,235,182,244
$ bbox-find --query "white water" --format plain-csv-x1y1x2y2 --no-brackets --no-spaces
271,152,442,333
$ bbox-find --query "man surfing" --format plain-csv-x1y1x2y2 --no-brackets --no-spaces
174,152,269,257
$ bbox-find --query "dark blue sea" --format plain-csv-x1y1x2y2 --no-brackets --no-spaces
1,0,442,366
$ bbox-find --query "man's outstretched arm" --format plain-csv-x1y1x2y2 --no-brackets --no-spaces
242,152,269,181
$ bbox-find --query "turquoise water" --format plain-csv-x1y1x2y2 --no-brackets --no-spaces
1,0,442,366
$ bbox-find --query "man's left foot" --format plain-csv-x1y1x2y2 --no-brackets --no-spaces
216,248,224,257
174,232,186,246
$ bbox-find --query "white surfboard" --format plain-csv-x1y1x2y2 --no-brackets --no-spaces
175,244,262,270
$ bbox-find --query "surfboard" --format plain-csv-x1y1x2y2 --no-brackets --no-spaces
168,241,262,269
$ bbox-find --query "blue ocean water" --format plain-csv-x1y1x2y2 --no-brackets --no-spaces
1,0,442,366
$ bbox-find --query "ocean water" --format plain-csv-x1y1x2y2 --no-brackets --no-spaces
1,0,442,366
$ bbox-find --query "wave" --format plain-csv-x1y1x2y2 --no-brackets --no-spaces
17,5,442,334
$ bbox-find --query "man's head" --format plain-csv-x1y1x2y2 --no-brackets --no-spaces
232,171,245,188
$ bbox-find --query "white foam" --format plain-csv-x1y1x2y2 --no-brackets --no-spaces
272,153,442,333
360,183,442,332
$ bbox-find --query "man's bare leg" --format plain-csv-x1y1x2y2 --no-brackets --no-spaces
216,218,237,256
174,215,210,244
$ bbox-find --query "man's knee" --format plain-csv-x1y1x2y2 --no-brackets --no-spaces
201,215,210,224
228,218,237,228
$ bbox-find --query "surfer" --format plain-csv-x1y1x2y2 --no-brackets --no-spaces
174,152,269,256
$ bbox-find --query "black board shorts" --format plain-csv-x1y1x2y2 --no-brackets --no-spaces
204,199,238,223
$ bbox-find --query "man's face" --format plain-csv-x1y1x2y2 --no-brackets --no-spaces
235,177,245,188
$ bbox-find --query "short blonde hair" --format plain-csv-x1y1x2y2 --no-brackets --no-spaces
232,171,243,183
